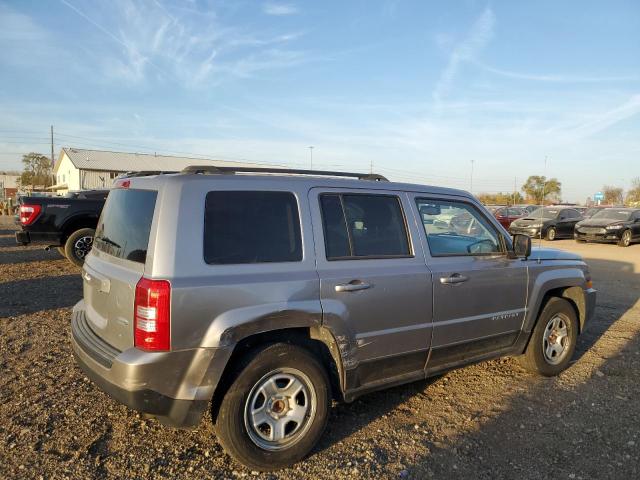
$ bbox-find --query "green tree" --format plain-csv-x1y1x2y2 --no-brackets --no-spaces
20,152,53,188
602,185,624,205
626,177,640,206
521,176,562,204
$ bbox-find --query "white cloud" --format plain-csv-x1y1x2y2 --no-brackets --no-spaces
263,3,298,16
433,6,495,103
474,62,639,83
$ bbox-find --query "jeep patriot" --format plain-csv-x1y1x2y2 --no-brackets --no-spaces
70,166,597,470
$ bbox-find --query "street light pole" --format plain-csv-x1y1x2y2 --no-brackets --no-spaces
470,159,475,194
308,146,314,170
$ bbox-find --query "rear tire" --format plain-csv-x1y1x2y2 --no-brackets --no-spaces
64,228,95,267
215,343,330,471
518,297,578,376
617,229,632,247
545,227,557,241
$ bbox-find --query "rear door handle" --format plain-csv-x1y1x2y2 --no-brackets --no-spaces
440,273,469,285
335,281,371,292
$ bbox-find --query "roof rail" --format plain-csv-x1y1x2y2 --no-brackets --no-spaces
118,170,179,179
180,165,388,181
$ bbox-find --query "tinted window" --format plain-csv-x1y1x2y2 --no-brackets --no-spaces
417,199,502,256
319,194,410,259
94,189,157,263
319,195,350,258
204,191,302,264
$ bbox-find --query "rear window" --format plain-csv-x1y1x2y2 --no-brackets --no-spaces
94,189,158,263
319,193,411,259
204,191,302,264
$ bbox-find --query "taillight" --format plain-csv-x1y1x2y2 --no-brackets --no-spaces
19,204,42,225
114,179,130,188
134,277,171,351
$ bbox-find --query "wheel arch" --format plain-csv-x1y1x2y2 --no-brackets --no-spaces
210,326,345,424
61,215,99,242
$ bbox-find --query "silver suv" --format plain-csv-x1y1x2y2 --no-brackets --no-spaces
71,166,596,470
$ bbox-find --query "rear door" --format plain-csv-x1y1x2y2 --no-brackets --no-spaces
411,195,528,368
310,188,433,386
82,188,158,351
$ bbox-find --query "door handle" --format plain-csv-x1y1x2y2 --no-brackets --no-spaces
335,281,371,292
440,273,469,285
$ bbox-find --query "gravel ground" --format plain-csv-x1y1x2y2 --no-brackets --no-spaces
1,215,639,479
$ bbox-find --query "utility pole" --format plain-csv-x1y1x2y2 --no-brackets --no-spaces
308,146,314,170
470,159,475,194
513,176,517,205
370,159,373,174
50,125,54,167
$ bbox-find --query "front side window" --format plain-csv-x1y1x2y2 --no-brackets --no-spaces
416,198,502,256
204,191,302,264
319,193,411,259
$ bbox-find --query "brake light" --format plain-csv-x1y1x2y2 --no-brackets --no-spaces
115,179,130,189
19,204,42,225
134,277,171,351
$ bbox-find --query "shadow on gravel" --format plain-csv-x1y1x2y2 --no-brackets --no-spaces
0,247,63,265
0,274,82,317
399,257,640,479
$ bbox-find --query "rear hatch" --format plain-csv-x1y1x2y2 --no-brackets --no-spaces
82,188,158,352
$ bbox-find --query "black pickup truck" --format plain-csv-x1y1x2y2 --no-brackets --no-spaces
16,190,109,266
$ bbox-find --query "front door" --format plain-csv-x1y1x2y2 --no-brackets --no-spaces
412,195,528,370
309,188,433,389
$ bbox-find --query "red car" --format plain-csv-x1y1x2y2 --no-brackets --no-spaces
487,206,526,229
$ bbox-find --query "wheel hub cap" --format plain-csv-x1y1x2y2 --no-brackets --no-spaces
244,369,317,451
543,314,570,365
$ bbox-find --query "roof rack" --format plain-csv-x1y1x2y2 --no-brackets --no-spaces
181,165,388,181
118,170,179,178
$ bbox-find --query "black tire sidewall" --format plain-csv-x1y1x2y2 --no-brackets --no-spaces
618,230,631,247
528,298,578,376
64,228,95,267
215,343,330,471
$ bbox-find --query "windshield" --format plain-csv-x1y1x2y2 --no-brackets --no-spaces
591,209,632,221
528,208,560,219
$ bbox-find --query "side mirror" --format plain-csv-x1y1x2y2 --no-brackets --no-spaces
512,234,531,259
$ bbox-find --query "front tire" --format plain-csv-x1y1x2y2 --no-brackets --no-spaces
215,343,330,471
545,227,557,241
618,229,632,247
64,228,95,267
518,297,578,376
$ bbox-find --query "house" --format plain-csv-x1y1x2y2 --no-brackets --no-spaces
0,173,19,199
51,147,267,194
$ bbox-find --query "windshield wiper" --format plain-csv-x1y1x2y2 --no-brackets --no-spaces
97,236,122,249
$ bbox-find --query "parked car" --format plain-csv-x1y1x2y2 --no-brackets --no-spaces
15,190,109,266
509,206,583,240
490,206,526,229
71,167,596,471
574,208,640,247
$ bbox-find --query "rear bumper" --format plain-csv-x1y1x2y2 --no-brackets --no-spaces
70,301,232,428
15,229,63,246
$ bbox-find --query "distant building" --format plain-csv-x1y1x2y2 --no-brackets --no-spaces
0,173,19,199
51,147,266,194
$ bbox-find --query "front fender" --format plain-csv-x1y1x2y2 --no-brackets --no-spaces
523,263,589,333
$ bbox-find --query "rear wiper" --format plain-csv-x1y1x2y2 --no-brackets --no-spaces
97,236,122,248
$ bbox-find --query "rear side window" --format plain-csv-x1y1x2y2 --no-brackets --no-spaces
94,189,158,263
204,191,302,264
319,193,411,259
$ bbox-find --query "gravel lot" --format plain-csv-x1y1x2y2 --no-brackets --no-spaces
1,215,639,479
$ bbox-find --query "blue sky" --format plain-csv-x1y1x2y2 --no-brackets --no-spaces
1,0,638,201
